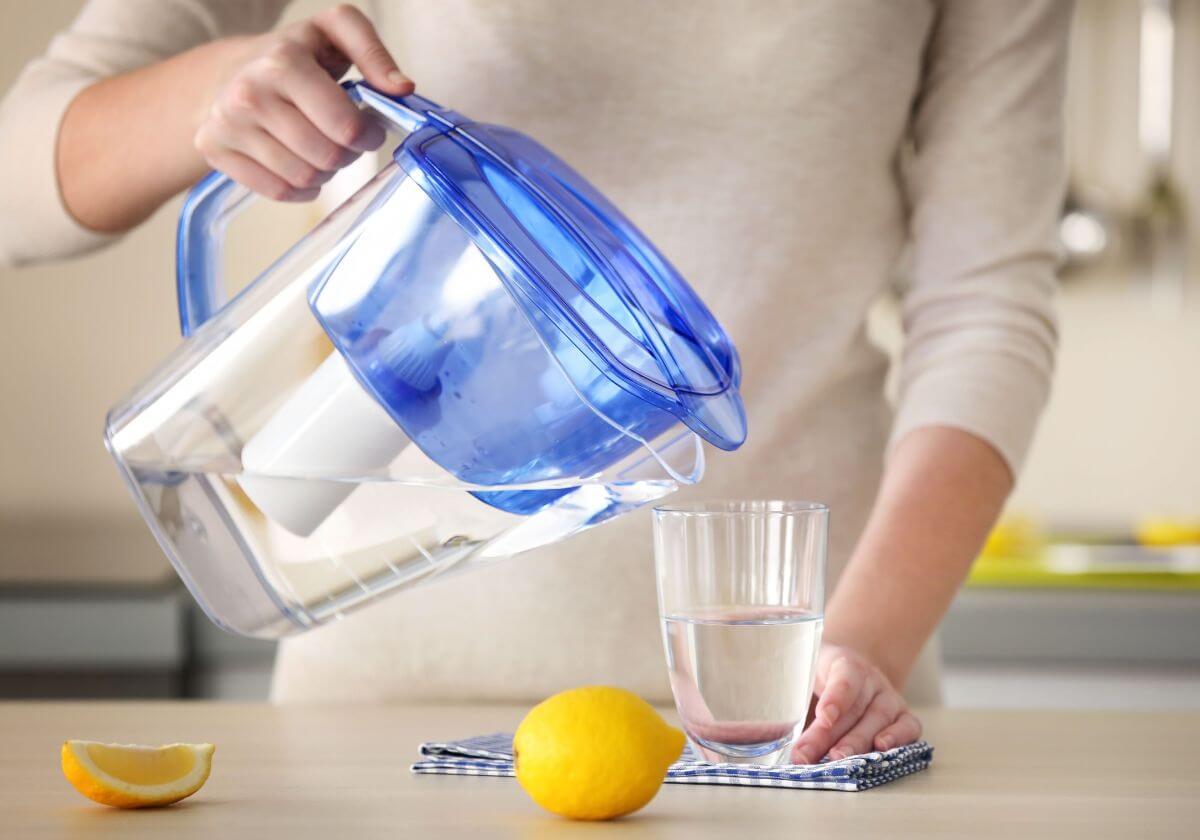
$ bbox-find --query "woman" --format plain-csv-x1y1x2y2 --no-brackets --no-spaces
0,0,1068,762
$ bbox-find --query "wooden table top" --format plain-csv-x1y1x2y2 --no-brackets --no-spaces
2,702,1197,838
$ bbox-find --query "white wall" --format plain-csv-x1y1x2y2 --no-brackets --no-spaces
1010,283,1200,528
1010,0,1200,528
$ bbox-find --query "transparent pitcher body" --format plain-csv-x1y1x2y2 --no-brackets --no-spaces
106,84,745,639
106,159,705,638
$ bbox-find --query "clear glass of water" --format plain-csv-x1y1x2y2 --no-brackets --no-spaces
654,500,827,765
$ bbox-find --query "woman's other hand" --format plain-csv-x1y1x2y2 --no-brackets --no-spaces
790,643,922,763
195,4,413,202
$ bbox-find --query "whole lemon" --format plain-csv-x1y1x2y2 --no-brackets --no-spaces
513,686,686,821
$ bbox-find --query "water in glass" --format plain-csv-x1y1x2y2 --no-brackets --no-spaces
662,606,822,764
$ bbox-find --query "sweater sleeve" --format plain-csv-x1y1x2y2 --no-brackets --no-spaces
0,0,289,267
889,0,1071,476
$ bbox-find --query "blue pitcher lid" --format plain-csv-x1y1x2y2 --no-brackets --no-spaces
385,93,746,451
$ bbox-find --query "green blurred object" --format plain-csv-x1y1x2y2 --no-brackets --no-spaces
969,544,1200,590
970,516,1200,590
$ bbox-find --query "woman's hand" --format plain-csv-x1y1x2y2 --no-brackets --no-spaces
194,4,414,202
790,644,922,763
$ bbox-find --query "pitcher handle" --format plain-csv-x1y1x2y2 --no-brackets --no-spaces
175,82,449,336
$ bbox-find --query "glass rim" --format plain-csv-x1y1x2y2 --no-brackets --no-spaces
652,499,829,517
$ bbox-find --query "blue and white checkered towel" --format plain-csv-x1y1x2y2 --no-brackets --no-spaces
411,733,933,792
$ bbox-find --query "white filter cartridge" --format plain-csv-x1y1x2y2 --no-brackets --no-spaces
238,350,410,537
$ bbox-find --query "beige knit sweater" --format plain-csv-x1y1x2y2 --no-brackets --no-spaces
0,0,1068,705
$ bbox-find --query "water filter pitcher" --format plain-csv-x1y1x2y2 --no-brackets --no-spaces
105,83,746,638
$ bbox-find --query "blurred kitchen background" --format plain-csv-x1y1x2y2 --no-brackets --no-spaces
1,0,1197,707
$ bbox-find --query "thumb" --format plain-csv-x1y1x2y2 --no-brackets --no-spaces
315,5,414,94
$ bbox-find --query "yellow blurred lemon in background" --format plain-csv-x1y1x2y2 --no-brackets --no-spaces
61,740,214,808
514,686,685,821
981,515,1044,559
1136,517,1200,547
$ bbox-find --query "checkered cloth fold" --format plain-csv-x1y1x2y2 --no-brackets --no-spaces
411,732,933,792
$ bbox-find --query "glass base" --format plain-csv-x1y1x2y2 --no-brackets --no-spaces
688,732,796,766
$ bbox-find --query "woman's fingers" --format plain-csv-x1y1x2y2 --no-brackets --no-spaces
228,127,334,190
271,46,386,152
200,98,332,193
792,703,860,765
195,6,414,202
310,4,414,93
197,147,319,203
790,657,873,764
786,644,920,765
790,733,827,766
814,654,869,729
874,711,922,752
256,95,360,173
828,690,903,760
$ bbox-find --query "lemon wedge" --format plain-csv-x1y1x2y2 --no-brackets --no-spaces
61,740,214,808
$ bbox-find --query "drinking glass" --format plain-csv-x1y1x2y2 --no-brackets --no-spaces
653,500,827,765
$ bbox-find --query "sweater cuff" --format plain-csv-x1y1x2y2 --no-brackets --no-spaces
0,70,119,266
886,353,1052,478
